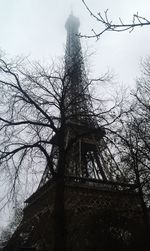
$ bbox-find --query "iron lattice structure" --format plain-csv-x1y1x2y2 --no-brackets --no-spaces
39,13,113,187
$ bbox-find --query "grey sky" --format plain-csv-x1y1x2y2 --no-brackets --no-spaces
0,0,150,88
0,0,150,228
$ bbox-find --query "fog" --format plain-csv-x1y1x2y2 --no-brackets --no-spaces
0,0,150,87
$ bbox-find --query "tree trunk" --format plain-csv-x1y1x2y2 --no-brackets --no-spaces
134,163,150,250
53,176,66,251
53,130,67,251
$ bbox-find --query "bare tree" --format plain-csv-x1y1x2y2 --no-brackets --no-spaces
0,54,121,251
105,58,150,245
81,0,150,39
0,56,76,251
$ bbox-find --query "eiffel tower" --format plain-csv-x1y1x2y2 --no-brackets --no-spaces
4,13,145,251
38,13,107,187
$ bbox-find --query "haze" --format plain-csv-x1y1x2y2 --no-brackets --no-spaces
0,0,150,87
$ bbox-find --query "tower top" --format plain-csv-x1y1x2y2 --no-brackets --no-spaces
65,12,80,32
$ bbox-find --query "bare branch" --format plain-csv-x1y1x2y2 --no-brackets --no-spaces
81,0,150,38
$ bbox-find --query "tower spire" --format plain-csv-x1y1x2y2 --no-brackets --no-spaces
70,3,73,16
65,12,81,74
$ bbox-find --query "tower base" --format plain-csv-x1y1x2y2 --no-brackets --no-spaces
3,178,146,251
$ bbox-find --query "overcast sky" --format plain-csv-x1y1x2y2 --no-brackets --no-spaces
0,0,150,228
0,0,150,88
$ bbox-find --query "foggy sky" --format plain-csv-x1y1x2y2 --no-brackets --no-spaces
0,0,150,227
0,0,150,88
